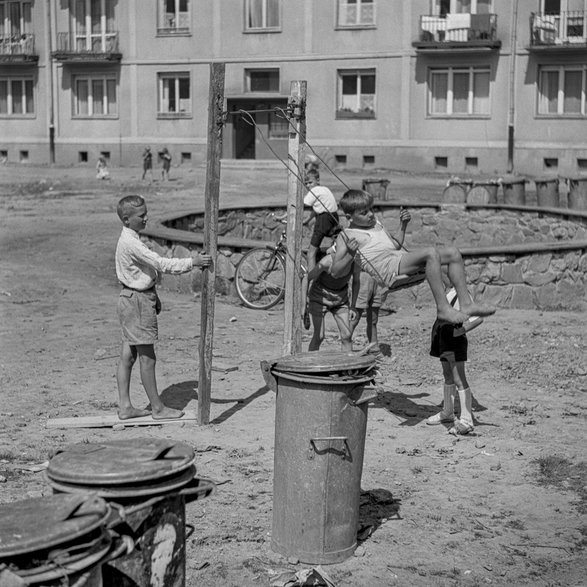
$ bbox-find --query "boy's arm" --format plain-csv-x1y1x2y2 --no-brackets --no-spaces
132,240,211,274
350,261,361,308
395,207,412,248
331,232,357,278
306,254,329,282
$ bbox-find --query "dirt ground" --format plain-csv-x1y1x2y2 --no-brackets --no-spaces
0,162,586,587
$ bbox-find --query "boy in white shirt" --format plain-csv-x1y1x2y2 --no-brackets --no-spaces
115,195,211,420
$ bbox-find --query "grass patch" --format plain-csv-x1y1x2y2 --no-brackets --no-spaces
534,455,587,513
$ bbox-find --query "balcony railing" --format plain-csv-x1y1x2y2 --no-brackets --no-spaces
413,13,500,49
530,11,587,47
53,31,121,61
0,33,38,62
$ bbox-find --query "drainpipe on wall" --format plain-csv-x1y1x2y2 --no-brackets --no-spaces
507,0,519,173
46,0,55,164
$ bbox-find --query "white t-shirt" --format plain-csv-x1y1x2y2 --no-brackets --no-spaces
303,186,338,214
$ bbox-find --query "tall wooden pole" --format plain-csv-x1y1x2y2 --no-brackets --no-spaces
282,81,307,356
198,62,225,425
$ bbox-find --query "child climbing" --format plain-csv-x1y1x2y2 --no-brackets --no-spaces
331,189,496,325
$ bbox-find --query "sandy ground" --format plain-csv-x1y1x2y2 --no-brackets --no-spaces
0,162,586,587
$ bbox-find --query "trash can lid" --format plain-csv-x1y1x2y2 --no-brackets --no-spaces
47,437,196,486
500,175,527,184
271,350,376,374
0,493,109,557
533,175,559,183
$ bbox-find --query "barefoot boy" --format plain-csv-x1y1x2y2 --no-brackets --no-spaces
115,195,211,420
331,190,496,325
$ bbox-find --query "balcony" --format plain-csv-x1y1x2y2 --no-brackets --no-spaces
412,13,501,52
0,33,38,64
529,11,587,52
52,32,122,62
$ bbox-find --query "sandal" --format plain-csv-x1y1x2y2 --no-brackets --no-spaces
449,419,474,436
426,412,455,426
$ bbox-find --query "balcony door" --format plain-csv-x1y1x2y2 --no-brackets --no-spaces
73,0,115,52
0,1,32,36
541,0,587,42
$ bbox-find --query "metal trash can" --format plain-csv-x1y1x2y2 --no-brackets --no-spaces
362,178,390,201
0,493,129,587
566,176,587,211
45,438,214,587
501,176,527,205
534,176,559,208
467,180,499,204
261,351,378,564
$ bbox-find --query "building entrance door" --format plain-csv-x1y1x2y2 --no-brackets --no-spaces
225,99,288,160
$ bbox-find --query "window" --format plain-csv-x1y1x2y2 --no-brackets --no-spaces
246,69,279,92
244,0,279,31
434,0,492,15
73,0,115,51
158,73,191,116
0,1,32,36
158,0,189,33
0,76,33,115
538,65,586,116
337,0,375,27
268,111,288,138
429,67,490,116
74,75,117,117
337,69,376,118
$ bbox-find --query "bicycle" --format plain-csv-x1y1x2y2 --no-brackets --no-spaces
234,216,307,310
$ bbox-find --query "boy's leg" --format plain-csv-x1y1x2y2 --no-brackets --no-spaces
308,307,326,351
136,344,184,419
366,307,380,348
399,248,469,324
332,307,353,352
427,359,456,425
116,342,151,420
349,308,363,335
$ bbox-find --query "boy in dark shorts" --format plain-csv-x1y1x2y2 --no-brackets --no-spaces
427,310,475,435
115,194,211,420
306,249,353,352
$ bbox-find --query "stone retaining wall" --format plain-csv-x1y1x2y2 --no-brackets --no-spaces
144,203,587,311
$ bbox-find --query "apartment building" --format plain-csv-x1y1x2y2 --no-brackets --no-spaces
1,0,587,176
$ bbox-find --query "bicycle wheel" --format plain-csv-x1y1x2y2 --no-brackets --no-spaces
235,248,286,310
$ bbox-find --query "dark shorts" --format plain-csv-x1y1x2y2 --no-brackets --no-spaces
117,287,161,345
310,213,339,248
308,282,349,317
355,272,384,309
430,320,468,362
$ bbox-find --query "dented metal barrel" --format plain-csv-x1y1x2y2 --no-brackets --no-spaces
262,351,378,564
0,493,129,586
44,438,214,587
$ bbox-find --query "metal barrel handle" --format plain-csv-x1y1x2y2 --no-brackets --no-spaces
308,436,349,460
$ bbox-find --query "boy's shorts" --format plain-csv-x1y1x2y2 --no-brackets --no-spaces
310,213,339,248
355,272,384,310
308,282,349,317
117,286,161,345
430,320,468,362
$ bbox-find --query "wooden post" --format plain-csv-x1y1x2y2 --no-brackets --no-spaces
198,62,225,425
282,81,307,356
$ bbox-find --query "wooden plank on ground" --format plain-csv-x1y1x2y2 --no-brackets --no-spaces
46,410,198,429
211,361,239,373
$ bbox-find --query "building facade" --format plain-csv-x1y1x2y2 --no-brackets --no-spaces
1,0,587,176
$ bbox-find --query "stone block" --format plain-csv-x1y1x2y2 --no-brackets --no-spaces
526,253,552,274
482,284,512,308
534,282,558,309
557,278,586,307
174,244,192,259
501,263,524,283
510,284,535,309
148,239,168,257
216,253,236,280
524,271,556,287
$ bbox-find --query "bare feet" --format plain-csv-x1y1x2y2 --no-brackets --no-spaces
118,406,151,420
437,306,469,324
152,406,184,420
460,302,496,318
